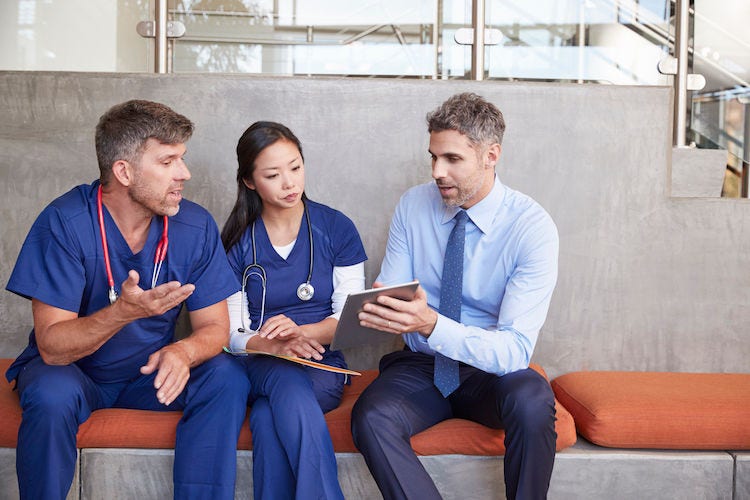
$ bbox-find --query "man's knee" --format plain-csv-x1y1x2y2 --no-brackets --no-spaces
351,388,404,448
18,364,90,417
500,370,556,428
351,395,376,449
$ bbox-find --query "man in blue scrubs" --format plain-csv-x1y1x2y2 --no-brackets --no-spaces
5,100,249,499
352,93,559,500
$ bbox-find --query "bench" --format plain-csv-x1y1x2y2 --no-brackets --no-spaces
0,358,577,498
551,371,750,450
550,370,750,500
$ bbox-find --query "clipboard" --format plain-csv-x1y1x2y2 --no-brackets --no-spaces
223,346,362,376
330,280,419,351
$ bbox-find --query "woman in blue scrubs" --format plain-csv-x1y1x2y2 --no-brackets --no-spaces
221,121,367,499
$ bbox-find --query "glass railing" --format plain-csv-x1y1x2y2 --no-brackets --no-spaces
483,0,671,84
691,91,749,197
168,0,676,83
690,0,750,196
689,125,744,197
0,0,153,72
170,0,453,77
1,0,749,195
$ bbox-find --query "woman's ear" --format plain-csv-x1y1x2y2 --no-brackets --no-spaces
242,177,255,191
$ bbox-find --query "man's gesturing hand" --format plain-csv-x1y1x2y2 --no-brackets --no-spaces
115,270,194,321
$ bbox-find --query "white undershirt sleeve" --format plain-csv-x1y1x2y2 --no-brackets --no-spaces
329,262,366,320
227,290,256,352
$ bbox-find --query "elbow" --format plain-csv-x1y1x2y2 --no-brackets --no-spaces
36,333,87,366
497,327,534,374
37,347,71,366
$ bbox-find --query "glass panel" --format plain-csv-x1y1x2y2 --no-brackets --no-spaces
484,0,671,84
691,0,750,197
692,0,750,95
0,0,152,72
170,0,467,77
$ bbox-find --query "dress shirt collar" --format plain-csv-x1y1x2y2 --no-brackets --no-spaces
440,175,505,235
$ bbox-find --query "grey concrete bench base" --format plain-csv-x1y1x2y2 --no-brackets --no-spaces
551,440,736,500
2,443,747,499
0,447,79,500
737,453,750,500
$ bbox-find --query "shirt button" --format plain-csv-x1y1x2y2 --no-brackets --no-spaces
435,345,443,350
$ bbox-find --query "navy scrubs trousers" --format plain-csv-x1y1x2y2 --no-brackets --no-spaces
351,350,557,500
14,353,250,500
241,351,347,500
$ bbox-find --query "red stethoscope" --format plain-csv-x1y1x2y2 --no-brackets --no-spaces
97,185,169,304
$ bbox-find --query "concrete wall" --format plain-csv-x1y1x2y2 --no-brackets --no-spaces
1,71,748,378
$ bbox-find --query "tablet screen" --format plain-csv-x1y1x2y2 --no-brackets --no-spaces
330,281,419,351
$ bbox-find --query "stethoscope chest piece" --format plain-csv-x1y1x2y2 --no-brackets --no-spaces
296,282,315,301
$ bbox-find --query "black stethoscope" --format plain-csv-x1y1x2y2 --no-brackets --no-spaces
239,202,314,333
97,185,168,304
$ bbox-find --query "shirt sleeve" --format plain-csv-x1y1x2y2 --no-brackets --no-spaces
328,262,365,320
225,236,246,281
184,212,240,311
330,211,367,267
427,214,559,375
6,205,86,313
228,290,256,351
376,196,414,286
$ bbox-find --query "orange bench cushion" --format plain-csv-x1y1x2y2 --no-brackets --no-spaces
551,371,750,450
1,358,576,454
412,363,576,454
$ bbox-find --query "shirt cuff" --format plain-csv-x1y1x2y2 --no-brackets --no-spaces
426,314,461,354
229,330,256,352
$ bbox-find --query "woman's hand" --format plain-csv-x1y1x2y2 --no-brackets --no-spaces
246,315,326,360
258,314,305,340
267,336,325,361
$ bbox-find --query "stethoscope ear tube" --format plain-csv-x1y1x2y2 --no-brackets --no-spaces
98,186,118,304
298,202,315,301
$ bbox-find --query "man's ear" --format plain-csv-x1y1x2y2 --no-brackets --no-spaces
486,143,502,169
111,160,134,187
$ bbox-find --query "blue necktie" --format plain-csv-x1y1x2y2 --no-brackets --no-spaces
434,210,468,397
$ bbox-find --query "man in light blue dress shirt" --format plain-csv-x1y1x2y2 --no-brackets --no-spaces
351,93,559,500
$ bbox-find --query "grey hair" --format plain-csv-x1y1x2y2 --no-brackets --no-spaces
95,100,194,184
426,92,505,147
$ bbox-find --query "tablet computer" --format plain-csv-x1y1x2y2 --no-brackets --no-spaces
330,280,419,351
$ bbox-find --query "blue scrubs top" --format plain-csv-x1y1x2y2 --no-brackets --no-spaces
5,181,238,384
226,200,367,332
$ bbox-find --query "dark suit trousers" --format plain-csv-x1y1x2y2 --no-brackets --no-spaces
351,350,557,500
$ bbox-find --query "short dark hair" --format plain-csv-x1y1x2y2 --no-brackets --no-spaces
95,100,194,184
426,92,505,148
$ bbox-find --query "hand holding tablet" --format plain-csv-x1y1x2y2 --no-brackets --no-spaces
329,281,419,350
